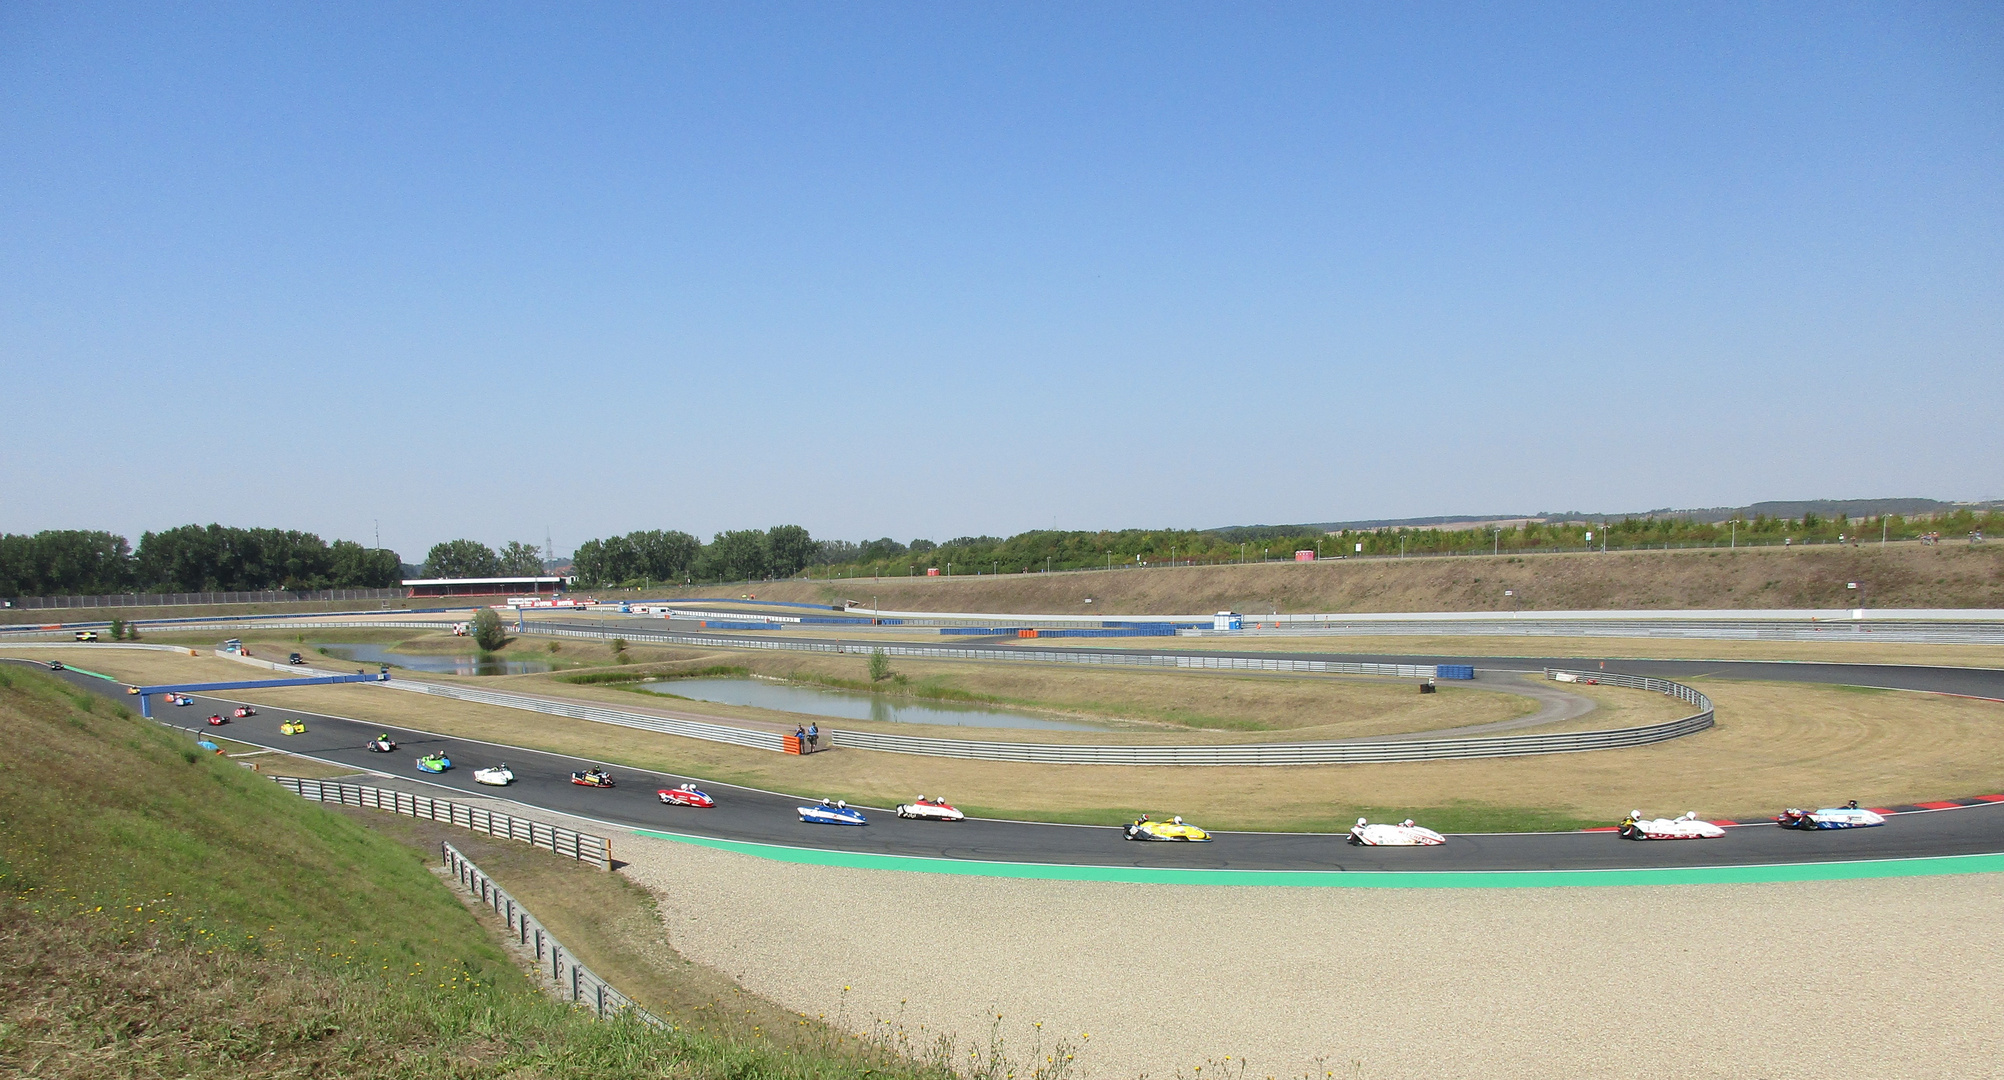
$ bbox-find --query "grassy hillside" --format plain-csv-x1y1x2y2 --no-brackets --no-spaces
652,542,2004,614
0,666,976,1079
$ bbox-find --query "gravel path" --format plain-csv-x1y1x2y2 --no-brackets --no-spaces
617,833,2004,1079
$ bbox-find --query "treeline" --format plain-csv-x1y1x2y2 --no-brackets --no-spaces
419,539,550,579
1,526,402,597
568,526,815,587
796,509,2004,579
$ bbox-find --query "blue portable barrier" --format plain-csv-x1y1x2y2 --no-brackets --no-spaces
1436,664,1475,680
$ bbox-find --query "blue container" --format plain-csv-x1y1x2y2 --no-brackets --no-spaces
1436,664,1475,680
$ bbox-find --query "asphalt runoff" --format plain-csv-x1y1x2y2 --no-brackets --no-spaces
34,657,2004,874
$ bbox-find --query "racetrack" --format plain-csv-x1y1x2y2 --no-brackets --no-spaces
24,658,2004,876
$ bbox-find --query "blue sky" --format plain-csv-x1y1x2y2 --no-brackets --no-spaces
3,3,1999,559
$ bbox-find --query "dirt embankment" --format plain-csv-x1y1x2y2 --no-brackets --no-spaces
658,542,2004,614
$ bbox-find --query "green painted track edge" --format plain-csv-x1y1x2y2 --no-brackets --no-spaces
630,828,2004,887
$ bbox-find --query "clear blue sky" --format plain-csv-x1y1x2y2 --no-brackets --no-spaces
3,3,1999,559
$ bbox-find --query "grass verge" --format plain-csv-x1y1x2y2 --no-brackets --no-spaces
0,665,1071,1079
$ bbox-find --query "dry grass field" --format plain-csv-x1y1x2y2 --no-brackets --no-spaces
1151,632,2004,667
30,646,2001,830
648,540,2004,613
19,645,2000,830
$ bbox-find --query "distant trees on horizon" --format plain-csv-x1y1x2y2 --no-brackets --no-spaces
1,525,402,597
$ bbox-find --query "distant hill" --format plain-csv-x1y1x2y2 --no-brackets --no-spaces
1216,498,2004,536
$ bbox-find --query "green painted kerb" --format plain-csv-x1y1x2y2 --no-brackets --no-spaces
630,828,2004,888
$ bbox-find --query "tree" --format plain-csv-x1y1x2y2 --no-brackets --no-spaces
813,539,861,566
765,525,816,577
497,541,547,577
328,541,402,587
424,539,501,579
705,530,770,582
1,530,133,596
857,537,906,562
471,607,507,652
628,530,700,581
868,648,892,682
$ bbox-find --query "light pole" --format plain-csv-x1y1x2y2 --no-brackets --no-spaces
1493,528,1501,556
1730,519,1742,550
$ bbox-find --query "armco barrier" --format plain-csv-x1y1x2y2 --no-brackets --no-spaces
820,668,1715,765
273,776,612,868
443,842,661,1023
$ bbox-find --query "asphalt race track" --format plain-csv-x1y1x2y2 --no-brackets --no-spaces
20,655,2004,874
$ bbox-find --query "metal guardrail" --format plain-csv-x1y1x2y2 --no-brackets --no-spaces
442,842,662,1024
814,667,1714,765
378,679,790,752
273,776,612,868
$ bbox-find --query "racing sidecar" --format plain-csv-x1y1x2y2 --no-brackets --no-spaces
895,796,965,821
206,714,227,726
232,706,256,718
473,764,515,786
367,736,397,752
1618,810,1725,840
169,694,194,707
799,799,867,825
1124,815,1211,842
1348,817,1447,846
658,783,715,807
571,769,615,788
1777,800,1885,830
279,719,307,736
416,753,452,773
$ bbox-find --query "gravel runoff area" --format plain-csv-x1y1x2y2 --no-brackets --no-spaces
618,835,2004,1080
301,776,2002,1078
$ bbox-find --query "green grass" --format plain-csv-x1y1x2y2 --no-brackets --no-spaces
0,665,1080,1079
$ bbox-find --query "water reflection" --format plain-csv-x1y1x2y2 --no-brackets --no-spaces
312,642,552,676
641,677,1111,731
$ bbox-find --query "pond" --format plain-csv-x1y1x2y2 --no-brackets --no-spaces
639,677,1114,731
311,642,553,677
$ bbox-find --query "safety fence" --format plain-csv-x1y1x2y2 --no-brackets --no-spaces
273,776,613,868
8,588,407,609
442,842,662,1024
811,667,1712,765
